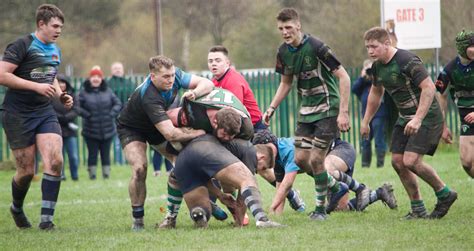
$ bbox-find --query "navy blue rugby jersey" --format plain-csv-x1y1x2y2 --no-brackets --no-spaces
2,33,61,114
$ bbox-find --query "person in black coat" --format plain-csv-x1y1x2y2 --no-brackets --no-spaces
53,74,80,180
78,66,121,179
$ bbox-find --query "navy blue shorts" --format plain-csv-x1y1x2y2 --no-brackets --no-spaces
174,134,241,194
328,138,356,177
2,111,61,150
117,122,166,148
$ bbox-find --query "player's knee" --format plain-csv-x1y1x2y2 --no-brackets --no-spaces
402,157,418,170
132,164,147,180
391,157,404,172
50,156,64,173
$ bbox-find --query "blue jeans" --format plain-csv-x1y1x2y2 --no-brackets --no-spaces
113,135,125,165
152,150,173,172
62,136,79,180
361,116,386,166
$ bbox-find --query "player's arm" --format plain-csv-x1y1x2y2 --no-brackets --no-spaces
436,91,453,143
435,72,452,143
360,84,384,139
182,75,214,100
155,120,205,142
333,66,351,132
263,74,293,125
404,77,435,135
0,61,57,97
270,170,297,214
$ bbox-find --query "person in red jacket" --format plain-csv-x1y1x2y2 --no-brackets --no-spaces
208,46,266,131
207,45,305,214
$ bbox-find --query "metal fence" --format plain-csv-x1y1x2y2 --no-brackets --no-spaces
0,64,459,163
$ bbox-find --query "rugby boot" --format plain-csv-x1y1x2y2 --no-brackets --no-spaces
429,190,458,219
309,211,328,221
39,221,55,231
256,220,286,228
131,217,144,231
326,182,349,214
377,183,397,209
402,210,428,220
211,201,228,221
288,189,306,212
355,184,371,211
156,215,177,229
190,207,208,229
10,206,32,229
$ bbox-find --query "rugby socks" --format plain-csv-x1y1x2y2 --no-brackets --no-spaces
132,206,144,219
435,186,451,200
314,171,328,213
11,177,32,213
40,174,61,224
327,174,341,193
337,170,362,192
348,190,378,210
166,183,182,218
240,186,269,222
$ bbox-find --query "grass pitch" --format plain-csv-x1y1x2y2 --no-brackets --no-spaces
0,149,473,250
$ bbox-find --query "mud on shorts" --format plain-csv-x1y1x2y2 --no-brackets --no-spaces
391,122,443,156
2,111,61,150
117,122,166,148
327,138,356,177
174,134,241,194
294,116,340,150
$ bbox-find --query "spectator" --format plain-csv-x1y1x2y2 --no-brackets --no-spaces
78,66,122,179
352,59,387,168
108,61,136,165
53,74,80,180
208,45,267,131
152,150,173,176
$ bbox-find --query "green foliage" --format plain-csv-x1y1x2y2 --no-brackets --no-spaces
0,151,473,249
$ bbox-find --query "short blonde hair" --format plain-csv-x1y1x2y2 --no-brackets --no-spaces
148,55,174,73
